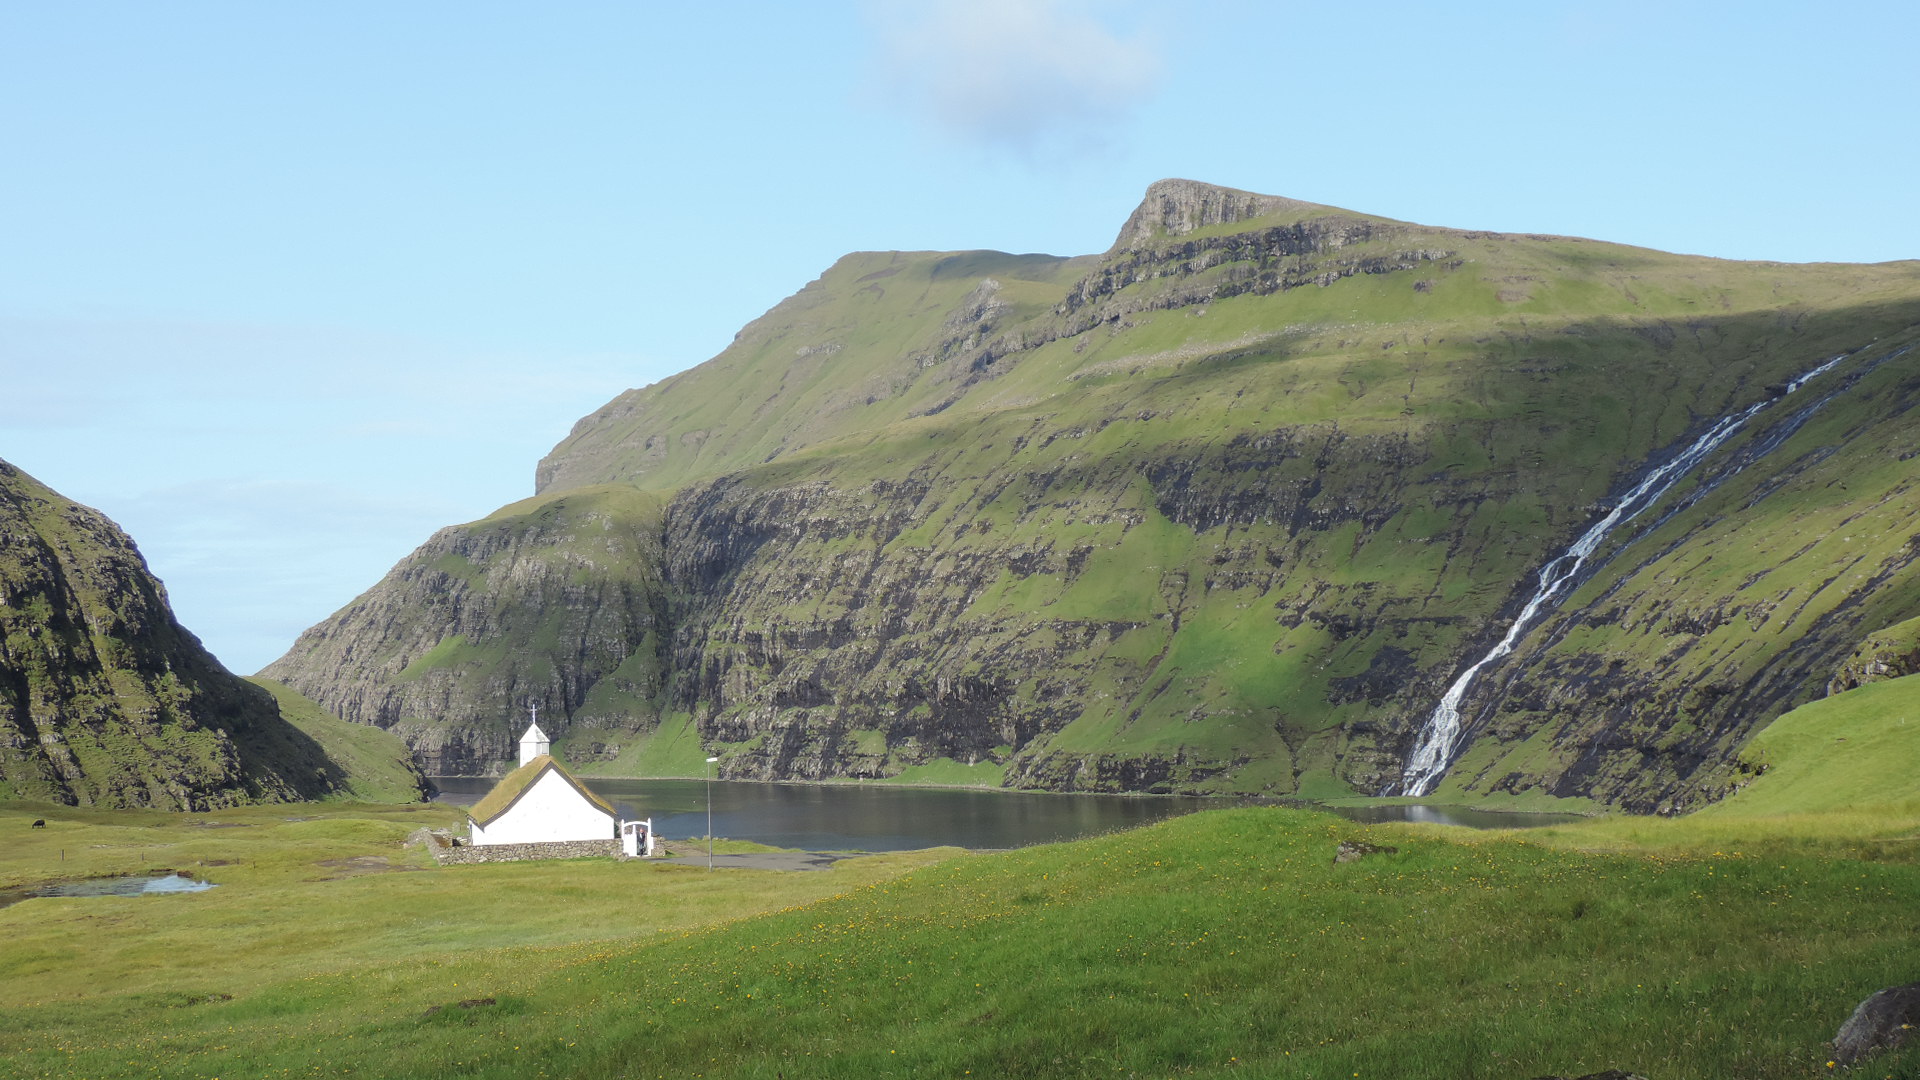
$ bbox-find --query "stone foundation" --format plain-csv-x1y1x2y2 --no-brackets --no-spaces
407,829,625,865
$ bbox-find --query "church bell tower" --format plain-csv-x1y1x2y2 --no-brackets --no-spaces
518,702,551,766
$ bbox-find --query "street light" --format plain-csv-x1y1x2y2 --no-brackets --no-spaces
705,756,720,871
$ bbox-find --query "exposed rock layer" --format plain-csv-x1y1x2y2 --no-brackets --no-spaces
266,181,1920,810
1827,614,1920,696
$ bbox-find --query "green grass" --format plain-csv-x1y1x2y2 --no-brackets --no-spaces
575,710,709,778
394,633,478,681
1698,673,1920,817
249,678,426,802
884,757,1008,787
0,800,953,1077
7,790,1920,1079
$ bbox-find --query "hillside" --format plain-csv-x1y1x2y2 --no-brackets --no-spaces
266,179,1920,809
6,795,1920,1080
0,459,425,809
248,678,431,803
264,485,671,775
1697,671,1920,817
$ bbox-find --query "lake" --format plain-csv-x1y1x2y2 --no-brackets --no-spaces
430,776,1587,851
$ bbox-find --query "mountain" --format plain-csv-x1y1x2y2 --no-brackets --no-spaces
0,459,424,808
261,485,669,776
265,180,1920,811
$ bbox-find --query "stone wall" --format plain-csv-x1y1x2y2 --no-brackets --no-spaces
408,828,623,865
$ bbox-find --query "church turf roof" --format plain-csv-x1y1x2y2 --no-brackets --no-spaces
467,755,617,827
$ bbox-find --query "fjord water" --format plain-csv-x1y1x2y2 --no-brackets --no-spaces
1396,351,1852,796
433,777,1218,850
432,777,1582,850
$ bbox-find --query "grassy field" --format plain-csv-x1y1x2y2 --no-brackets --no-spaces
5,778,1920,1079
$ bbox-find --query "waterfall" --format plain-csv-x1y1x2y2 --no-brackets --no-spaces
1394,353,1849,796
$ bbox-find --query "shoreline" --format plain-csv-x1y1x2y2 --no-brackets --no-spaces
424,773,1600,818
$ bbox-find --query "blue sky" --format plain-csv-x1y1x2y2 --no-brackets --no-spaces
3,1,1915,674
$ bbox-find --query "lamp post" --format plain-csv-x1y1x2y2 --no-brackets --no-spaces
705,755,720,871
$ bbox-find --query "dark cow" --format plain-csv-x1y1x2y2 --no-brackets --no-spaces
31,819,45,829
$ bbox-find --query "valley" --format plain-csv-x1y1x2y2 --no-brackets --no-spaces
11,10,1919,1079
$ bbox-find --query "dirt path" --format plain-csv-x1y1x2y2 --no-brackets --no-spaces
649,851,866,871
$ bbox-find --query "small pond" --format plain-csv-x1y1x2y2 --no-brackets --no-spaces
431,776,1586,852
1,872,216,909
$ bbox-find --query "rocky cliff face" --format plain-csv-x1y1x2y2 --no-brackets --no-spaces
1828,615,1920,697
1108,178,1324,252
1400,341,1920,810
267,180,1920,810
0,460,354,808
261,485,671,776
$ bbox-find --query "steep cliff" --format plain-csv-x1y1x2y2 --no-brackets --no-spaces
261,485,671,775
267,180,1920,808
0,460,421,809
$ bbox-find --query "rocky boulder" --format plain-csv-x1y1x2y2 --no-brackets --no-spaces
1832,981,1920,1065
1334,840,1397,863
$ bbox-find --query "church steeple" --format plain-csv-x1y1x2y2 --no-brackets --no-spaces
518,702,551,766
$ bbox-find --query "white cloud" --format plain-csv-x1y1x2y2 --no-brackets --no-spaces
868,0,1162,155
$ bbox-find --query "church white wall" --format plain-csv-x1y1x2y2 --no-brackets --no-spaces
470,769,615,846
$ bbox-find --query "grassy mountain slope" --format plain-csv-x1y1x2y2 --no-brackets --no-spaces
269,180,1920,806
0,460,423,808
1431,342,1920,808
248,678,429,803
261,485,671,774
539,249,1096,495
1697,672,1920,816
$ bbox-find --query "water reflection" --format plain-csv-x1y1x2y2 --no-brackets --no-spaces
432,776,1215,851
431,777,1587,851
38,872,216,897
2,873,217,907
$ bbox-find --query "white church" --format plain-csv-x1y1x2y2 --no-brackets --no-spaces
466,706,655,857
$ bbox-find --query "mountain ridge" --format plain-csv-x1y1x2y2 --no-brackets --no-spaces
267,180,1920,810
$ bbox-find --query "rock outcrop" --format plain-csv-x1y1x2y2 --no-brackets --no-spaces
1334,840,1396,863
1827,615,1920,696
1832,981,1920,1065
1108,178,1322,252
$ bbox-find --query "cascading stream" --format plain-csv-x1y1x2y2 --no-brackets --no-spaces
1394,353,1849,796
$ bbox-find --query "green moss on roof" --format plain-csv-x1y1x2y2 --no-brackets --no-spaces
467,755,617,827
